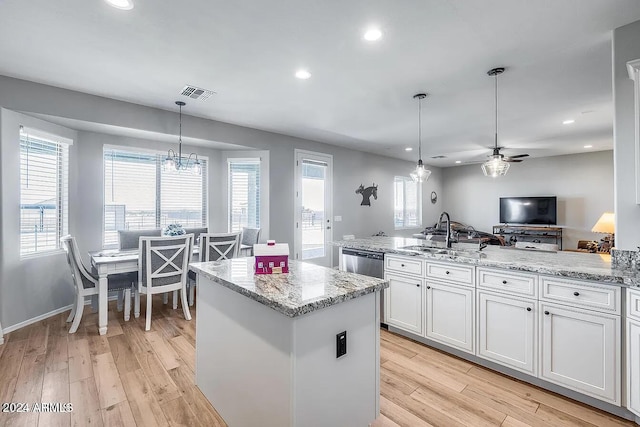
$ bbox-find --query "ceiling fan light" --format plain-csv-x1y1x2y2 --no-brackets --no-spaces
481,157,510,177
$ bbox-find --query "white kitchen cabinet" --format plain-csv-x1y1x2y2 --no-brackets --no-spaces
627,287,640,417
477,291,536,375
425,281,474,353
540,302,620,405
384,272,424,335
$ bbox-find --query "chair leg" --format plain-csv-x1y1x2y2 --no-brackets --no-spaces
67,294,77,323
69,295,85,334
163,293,168,305
146,293,152,331
181,286,192,321
172,290,178,309
91,294,98,313
134,289,140,318
117,290,124,312
124,289,131,321
189,282,195,307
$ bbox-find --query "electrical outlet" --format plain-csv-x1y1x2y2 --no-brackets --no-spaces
336,331,347,358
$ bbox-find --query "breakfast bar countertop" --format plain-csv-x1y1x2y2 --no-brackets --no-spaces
333,236,640,287
189,257,388,318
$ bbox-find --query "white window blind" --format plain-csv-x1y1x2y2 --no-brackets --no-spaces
20,132,69,256
228,159,261,232
394,176,421,229
103,148,207,247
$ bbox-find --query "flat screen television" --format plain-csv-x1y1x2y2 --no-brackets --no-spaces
499,196,557,225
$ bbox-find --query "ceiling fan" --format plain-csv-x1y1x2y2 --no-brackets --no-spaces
486,146,529,163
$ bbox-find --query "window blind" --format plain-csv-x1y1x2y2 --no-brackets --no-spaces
20,133,69,256
103,148,207,248
228,159,261,232
394,176,421,229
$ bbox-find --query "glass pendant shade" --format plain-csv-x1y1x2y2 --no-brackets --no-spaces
409,93,430,182
163,156,176,172
192,159,202,176
482,155,510,177
410,160,431,182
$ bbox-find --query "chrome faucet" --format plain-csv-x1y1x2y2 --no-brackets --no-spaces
438,211,452,248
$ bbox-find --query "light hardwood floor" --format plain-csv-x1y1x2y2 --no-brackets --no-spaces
0,297,635,427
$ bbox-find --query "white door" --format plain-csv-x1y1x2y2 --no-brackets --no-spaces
425,281,474,353
294,150,333,267
628,319,640,416
384,273,423,335
540,302,620,404
477,291,536,375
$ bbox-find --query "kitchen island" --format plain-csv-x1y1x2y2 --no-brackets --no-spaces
189,257,388,427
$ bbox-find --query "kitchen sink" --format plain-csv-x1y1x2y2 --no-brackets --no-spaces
399,245,484,259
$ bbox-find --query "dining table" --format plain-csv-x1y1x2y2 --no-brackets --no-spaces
89,246,200,335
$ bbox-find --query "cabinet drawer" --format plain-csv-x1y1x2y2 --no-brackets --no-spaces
477,268,538,297
540,276,620,315
628,288,640,322
385,255,423,276
426,262,474,286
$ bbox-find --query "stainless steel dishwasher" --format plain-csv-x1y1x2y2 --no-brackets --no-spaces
341,248,386,325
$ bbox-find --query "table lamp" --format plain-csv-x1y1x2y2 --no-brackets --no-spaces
591,212,615,250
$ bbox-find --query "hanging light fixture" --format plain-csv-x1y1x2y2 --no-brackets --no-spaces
410,93,431,183
164,101,202,175
482,67,510,178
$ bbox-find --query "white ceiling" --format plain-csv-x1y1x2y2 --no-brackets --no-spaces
1,0,639,166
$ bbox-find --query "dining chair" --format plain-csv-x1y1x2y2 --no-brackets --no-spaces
61,235,137,334
118,229,162,250
186,232,242,306
135,234,193,331
240,227,261,257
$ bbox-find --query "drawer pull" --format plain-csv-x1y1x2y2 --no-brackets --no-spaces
401,264,405,267
544,311,550,315
573,291,580,296
502,280,507,284
445,271,450,275
416,284,420,287
426,285,431,289
526,307,532,312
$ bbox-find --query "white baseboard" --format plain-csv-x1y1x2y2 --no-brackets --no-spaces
2,294,121,335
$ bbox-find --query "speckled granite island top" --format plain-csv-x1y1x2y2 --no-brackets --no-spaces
189,258,388,317
334,237,640,286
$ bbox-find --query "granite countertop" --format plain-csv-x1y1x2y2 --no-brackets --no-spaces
333,237,640,286
189,258,388,318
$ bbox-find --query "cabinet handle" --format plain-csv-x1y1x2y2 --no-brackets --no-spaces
573,291,580,296
426,286,431,289
526,307,532,312
401,264,405,267
502,280,507,284
445,271,450,275
416,284,420,287
544,311,550,315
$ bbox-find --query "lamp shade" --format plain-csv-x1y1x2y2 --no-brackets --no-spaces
591,212,615,234
482,157,510,177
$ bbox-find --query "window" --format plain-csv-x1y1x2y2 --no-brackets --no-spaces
394,176,421,229
20,131,69,256
228,159,261,232
103,148,207,247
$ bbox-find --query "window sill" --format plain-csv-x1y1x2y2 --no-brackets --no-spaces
20,248,65,260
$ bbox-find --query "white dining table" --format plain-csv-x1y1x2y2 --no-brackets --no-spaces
89,247,200,335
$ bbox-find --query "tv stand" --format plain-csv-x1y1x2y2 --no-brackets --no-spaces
493,225,563,250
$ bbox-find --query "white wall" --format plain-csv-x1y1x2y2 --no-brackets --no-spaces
442,151,614,250
613,20,640,250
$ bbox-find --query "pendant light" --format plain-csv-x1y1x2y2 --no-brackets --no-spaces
164,101,202,175
482,67,510,178
410,93,431,183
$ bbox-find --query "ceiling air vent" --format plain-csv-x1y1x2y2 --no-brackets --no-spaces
180,85,215,101
431,155,447,159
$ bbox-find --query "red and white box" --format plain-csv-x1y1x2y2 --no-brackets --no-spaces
254,241,289,274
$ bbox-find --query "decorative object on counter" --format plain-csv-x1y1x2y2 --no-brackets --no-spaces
163,223,186,236
355,183,378,206
430,191,437,204
409,93,431,183
372,231,387,237
591,212,615,253
163,101,202,175
254,240,289,274
482,68,529,177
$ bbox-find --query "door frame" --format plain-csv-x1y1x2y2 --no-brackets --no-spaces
294,149,333,267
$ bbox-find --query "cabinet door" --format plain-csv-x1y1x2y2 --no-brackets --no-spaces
628,320,640,416
540,302,620,405
425,281,474,353
384,273,423,335
477,292,536,375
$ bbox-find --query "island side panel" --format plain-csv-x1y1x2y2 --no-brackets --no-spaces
292,291,380,426
196,275,293,427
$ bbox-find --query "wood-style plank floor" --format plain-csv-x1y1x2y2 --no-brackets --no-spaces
0,296,635,427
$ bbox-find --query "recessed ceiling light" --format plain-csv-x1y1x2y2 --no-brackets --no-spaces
295,69,311,80
104,0,134,10
405,147,413,152
584,145,593,148
562,119,575,125
363,28,383,41
455,160,462,164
